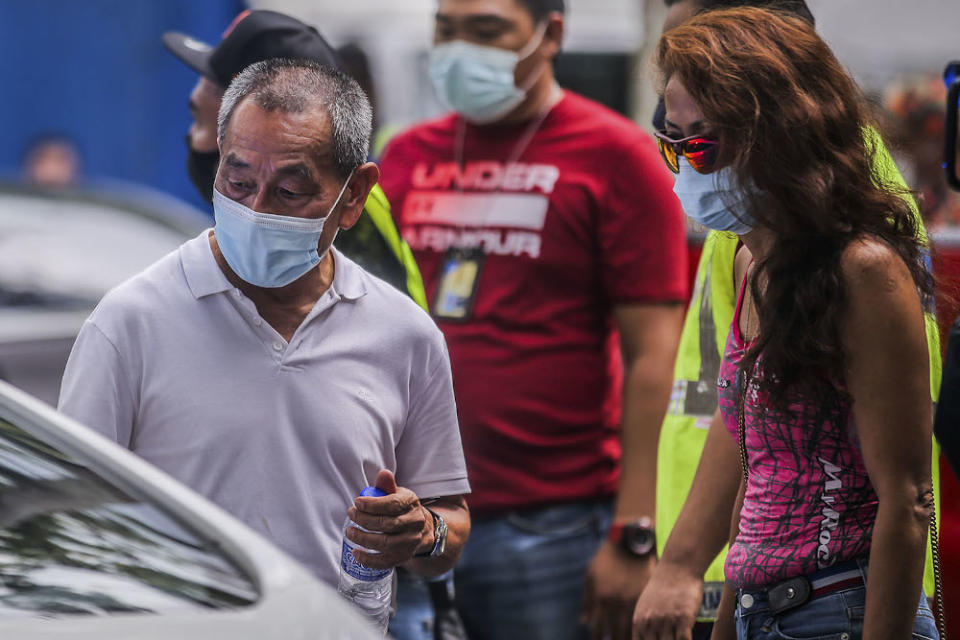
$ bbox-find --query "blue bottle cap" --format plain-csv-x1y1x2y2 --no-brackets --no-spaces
360,486,387,498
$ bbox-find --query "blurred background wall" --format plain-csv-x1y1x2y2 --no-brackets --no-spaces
0,0,957,219
250,0,960,122
0,0,244,212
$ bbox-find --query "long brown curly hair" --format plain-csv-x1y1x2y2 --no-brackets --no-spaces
655,7,934,403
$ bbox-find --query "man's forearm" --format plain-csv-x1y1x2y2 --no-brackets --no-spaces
613,304,684,520
658,409,740,574
403,496,470,577
615,351,675,519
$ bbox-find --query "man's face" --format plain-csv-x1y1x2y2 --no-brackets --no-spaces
188,77,224,153
435,0,553,84
25,141,79,187
663,0,700,32
215,98,348,252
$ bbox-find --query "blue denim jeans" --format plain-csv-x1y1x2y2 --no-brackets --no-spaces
390,568,468,640
390,568,438,640
452,500,613,640
735,562,939,639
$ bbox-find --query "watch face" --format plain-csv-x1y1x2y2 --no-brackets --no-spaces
623,524,656,556
434,518,448,557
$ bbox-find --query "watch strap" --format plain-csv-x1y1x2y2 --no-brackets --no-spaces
415,505,447,558
607,521,626,545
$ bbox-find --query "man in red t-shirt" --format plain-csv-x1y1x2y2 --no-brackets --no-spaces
379,1,687,637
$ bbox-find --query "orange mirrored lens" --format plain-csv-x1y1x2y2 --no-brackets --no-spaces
655,136,680,173
683,139,719,174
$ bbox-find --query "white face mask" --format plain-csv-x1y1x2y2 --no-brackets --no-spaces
672,158,755,235
428,23,548,124
212,173,353,288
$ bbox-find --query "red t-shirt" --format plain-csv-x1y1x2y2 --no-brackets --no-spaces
379,91,688,515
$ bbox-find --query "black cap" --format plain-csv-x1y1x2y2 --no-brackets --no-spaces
163,10,340,89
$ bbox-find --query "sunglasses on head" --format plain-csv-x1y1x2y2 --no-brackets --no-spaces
654,131,720,174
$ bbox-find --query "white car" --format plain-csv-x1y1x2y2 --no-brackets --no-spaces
0,380,379,639
0,181,210,406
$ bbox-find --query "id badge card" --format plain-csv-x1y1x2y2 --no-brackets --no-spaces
433,247,484,321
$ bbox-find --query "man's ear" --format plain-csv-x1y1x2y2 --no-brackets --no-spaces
337,162,379,230
542,12,565,60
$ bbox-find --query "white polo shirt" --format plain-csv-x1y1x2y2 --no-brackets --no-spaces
59,231,470,586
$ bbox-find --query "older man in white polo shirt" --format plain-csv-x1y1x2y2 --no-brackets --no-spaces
58,59,470,591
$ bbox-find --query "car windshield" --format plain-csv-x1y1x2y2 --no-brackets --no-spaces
0,418,258,617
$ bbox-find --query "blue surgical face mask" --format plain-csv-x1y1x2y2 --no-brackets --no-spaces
428,23,547,124
212,174,353,288
672,158,755,235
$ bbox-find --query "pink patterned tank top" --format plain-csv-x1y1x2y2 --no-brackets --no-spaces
717,275,877,588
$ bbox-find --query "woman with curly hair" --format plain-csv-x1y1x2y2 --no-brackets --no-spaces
650,7,940,639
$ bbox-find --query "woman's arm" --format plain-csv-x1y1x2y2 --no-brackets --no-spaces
841,238,933,639
634,247,753,640
632,408,741,640
709,243,754,640
710,476,745,640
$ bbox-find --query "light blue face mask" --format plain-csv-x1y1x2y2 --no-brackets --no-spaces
672,158,755,235
212,174,352,288
428,24,547,124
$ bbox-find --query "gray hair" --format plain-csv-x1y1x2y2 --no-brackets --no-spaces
217,58,372,178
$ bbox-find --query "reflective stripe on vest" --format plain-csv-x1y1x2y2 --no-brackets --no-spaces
656,230,738,591
363,184,428,311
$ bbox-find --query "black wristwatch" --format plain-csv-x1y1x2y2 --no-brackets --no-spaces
415,505,448,558
608,517,656,557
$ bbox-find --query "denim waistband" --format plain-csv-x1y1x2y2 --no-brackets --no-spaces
738,558,868,617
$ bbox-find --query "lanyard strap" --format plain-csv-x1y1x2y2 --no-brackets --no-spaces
453,84,561,193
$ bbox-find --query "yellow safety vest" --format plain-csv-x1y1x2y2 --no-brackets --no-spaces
654,132,942,621
334,184,428,311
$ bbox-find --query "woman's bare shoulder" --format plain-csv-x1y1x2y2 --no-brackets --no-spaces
840,236,912,296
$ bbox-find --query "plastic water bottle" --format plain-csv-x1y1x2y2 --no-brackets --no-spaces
338,486,392,633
